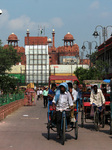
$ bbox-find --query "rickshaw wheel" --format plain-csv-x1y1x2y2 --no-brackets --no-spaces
110,119,112,135
101,111,105,128
47,123,50,140
62,117,65,145
78,100,81,112
94,110,99,131
81,110,84,128
74,121,78,140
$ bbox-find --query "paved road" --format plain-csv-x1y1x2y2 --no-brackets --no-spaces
0,99,112,150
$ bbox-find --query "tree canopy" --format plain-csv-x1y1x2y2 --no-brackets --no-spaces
0,45,21,74
0,42,21,93
0,75,19,94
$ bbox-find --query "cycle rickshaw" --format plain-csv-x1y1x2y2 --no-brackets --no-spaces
81,92,105,131
81,80,108,131
100,79,112,134
47,75,79,145
47,101,78,145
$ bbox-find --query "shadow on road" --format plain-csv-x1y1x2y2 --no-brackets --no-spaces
99,129,110,135
78,124,96,131
42,132,75,145
109,135,112,139
79,123,111,135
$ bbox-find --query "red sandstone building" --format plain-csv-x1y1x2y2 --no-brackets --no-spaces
4,31,89,68
48,30,89,65
98,36,112,78
4,33,26,65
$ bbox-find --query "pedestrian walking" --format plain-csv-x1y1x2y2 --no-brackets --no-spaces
40,89,43,99
43,87,48,108
37,89,40,100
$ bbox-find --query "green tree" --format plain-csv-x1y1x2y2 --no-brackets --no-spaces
74,61,108,83
0,43,21,93
0,75,19,94
0,45,21,74
74,67,89,84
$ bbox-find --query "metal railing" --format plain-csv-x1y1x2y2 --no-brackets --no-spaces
0,93,24,106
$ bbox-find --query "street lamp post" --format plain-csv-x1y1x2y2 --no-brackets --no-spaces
81,41,98,67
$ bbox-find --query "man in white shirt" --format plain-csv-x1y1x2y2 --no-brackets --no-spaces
90,85,105,107
52,82,73,139
67,82,78,122
90,85,105,122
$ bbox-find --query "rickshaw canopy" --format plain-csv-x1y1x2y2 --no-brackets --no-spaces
49,75,79,83
83,80,109,85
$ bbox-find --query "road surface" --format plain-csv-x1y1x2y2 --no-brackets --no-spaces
0,99,112,150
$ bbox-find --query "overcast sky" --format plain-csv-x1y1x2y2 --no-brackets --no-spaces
0,0,112,56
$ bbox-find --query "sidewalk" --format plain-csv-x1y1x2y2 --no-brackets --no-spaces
0,99,48,150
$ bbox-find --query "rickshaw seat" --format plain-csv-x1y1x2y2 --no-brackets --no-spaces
49,106,77,112
105,101,110,105
49,106,56,111
84,102,91,107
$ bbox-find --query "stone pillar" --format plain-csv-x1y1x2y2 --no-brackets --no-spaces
26,29,30,45
52,29,55,48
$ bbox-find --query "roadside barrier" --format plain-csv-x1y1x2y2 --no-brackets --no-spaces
0,93,24,121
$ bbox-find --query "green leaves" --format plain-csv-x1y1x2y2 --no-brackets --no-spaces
0,75,19,94
0,43,21,93
74,67,89,84
74,58,108,84
0,45,21,74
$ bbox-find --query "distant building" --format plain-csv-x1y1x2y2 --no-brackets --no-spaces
48,30,89,66
57,32,80,65
25,29,49,85
4,33,26,65
80,59,90,66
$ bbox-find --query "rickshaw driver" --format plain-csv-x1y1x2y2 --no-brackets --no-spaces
52,82,73,139
90,85,105,121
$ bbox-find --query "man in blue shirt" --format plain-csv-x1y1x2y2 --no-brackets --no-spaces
48,83,56,105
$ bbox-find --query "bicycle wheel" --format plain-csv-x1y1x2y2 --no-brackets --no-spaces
78,99,81,112
110,118,112,135
62,117,65,145
81,110,84,128
101,111,105,128
74,121,78,140
94,110,99,131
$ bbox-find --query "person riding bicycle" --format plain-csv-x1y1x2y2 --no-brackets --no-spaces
90,85,105,118
52,82,73,139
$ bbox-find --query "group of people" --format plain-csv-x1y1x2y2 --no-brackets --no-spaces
36,88,43,100
37,82,106,139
